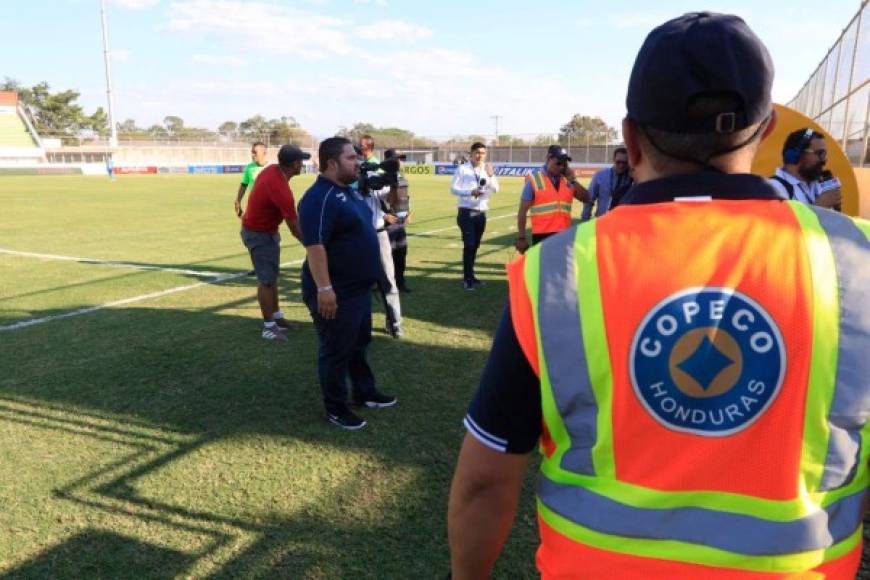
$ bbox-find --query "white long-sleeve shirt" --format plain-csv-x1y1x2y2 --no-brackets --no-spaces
451,163,500,211
767,167,820,204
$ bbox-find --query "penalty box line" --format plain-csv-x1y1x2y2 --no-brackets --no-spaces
0,211,516,333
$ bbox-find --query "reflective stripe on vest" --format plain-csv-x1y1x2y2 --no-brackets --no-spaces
514,200,870,573
801,205,870,491
528,169,573,234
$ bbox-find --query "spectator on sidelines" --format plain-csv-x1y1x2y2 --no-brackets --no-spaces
235,141,267,217
240,144,308,342
451,142,499,291
105,154,115,182
768,128,841,209
448,11,870,579
298,137,397,431
515,145,588,254
356,136,404,338
384,148,412,293
581,147,634,220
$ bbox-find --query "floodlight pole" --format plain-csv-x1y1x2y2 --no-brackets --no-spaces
490,115,502,145
100,0,118,147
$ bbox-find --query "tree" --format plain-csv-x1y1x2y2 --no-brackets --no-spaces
338,122,434,149
117,119,140,134
218,121,238,138
163,115,184,137
239,115,270,140
558,114,617,145
146,124,168,138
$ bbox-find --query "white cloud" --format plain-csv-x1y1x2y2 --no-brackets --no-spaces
111,0,159,8
357,20,432,42
354,0,387,5
141,0,605,138
166,0,355,60
191,54,247,67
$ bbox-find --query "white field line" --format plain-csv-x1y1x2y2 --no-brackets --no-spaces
0,258,304,332
409,211,514,238
0,210,516,333
0,248,227,278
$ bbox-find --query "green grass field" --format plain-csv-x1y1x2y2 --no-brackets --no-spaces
0,173,541,579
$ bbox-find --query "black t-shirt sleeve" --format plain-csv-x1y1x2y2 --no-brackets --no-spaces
464,303,542,454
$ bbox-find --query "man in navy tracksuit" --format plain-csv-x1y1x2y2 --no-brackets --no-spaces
297,137,397,430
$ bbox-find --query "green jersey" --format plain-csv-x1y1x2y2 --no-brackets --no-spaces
241,162,265,190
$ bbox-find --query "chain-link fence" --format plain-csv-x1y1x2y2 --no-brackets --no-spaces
787,0,869,166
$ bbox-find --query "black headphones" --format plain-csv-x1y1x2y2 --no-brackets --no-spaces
783,128,814,165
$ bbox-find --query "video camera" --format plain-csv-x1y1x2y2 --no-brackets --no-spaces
357,158,401,195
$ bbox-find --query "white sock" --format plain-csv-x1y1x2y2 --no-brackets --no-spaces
273,311,284,320
264,321,276,328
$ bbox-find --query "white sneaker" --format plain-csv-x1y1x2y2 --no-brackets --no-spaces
262,327,288,342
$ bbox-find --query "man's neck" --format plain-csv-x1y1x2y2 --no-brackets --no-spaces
320,173,348,188
783,165,808,183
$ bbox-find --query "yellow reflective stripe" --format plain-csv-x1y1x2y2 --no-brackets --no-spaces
786,201,840,497
854,217,870,241
529,202,559,214
532,170,545,192
574,222,616,478
539,499,862,572
525,243,574,466
530,201,572,215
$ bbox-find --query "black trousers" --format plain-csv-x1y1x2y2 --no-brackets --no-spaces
457,208,486,283
304,291,377,415
388,227,408,288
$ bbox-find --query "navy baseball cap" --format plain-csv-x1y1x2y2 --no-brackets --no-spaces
547,145,572,161
626,12,773,134
278,144,311,164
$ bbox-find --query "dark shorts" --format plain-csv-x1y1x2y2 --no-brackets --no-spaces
241,228,280,285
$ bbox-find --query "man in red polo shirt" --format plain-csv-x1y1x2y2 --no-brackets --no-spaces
241,144,309,341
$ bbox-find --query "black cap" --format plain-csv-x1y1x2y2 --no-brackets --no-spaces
547,145,571,162
384,148,407,161
626,12,773,134
278,144,311,165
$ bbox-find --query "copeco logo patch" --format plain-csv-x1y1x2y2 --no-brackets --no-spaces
630,288,785,437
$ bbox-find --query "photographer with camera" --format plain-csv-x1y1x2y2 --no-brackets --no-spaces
515,145,588,254
297,137,397,431
383,149,412,293
451,142,499,291
355,137,404,338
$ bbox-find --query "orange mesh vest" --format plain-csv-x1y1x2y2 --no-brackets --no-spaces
527,169,575,234
506,199,870,579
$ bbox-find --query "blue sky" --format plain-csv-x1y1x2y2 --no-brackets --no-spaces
0,0,859,139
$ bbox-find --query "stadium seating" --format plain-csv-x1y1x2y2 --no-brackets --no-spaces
0,108,38,148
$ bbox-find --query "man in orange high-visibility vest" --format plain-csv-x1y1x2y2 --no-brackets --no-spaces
515,145,588,254
448,11,870,580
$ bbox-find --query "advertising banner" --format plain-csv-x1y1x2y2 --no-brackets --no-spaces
433,163,599,178
401,164,434,175
115,166,157,174
187,165,223,174
222,165,244,174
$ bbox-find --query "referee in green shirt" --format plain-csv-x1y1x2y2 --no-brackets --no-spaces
235,141,268,217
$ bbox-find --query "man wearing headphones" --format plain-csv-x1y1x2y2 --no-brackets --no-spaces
768,128,841,208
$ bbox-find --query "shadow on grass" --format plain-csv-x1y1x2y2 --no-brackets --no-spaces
0,267,537,579
2,530,197,580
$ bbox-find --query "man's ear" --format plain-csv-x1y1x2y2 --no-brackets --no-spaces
622,117,643,167
761,109,777,141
